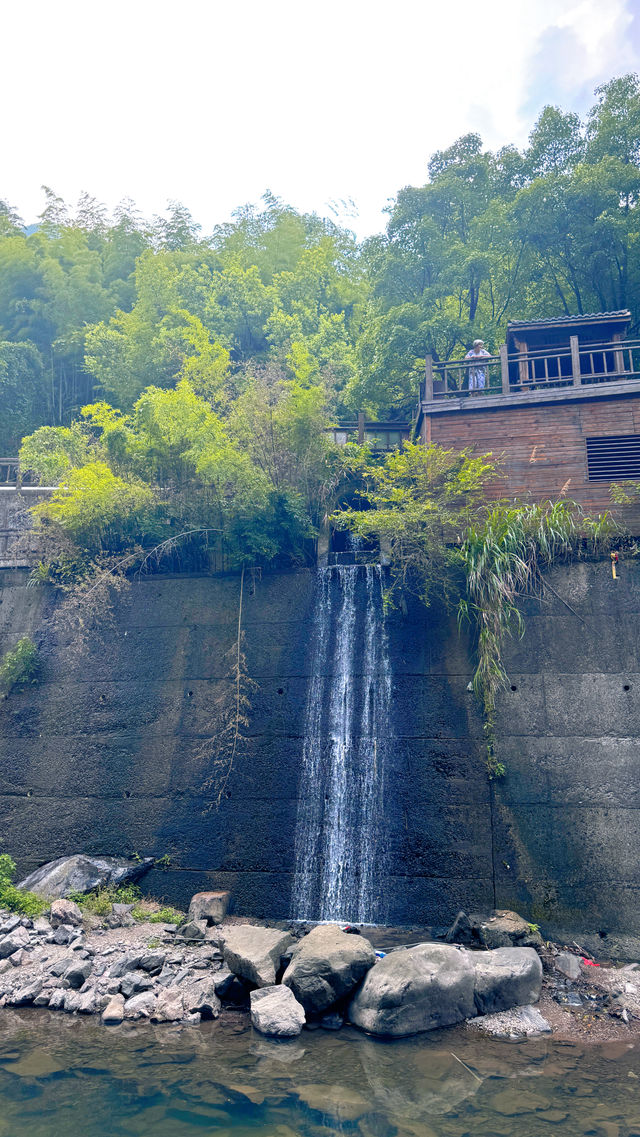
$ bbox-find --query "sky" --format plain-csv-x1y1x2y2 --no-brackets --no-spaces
2,0,640,239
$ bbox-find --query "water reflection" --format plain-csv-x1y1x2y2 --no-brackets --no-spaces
0,1009,639,1136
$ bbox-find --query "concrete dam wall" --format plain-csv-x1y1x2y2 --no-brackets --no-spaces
0,559,637,939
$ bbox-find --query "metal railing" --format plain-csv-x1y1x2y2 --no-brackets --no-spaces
423,337,640,402
0,458,20,484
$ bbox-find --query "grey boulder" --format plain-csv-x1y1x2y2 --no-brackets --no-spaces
221,924,293,988
349,943,476,1037
102,994,125,1025
250,985,306,1037
0,927,30,958
188,890,230,925
50,899,83,928
473,947,543,1015
282,923,376,1014
124,991,157,1020
179,975,221,1018
18,854,153,899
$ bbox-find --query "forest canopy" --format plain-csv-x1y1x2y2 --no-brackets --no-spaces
5,73,640,570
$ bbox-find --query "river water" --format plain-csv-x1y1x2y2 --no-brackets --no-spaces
1,1008,639,1136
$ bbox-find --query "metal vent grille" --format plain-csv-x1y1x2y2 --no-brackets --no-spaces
586,434,640,480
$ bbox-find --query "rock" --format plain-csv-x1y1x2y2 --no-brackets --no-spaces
0,914,22,934
0,927,30,958
17,854,153,899
320,1011,344,1031
296,1083,369,1123
63,991,81,1013
112,903,134,917
76,988,100,1014
555,951,582,980
282,924,376,1015
473,947,543,1015
349,943,476,1037
53,925,80,945
478,910,543,950
64,959,92,989
214,968,247,1003
152,987,185,1022
179,975,221,1018
102,993,125,1025
48,988,66,1010
50,899,83,928
470,1004,552,1038
109,951,144,978
33,991,50,1007
221,924,293,988
119,971,153,998
444,911,476,946
9,978,43,1006
10,949,28,966
177,920,206,942
187,891,230,925
250,986,306,1037
139,950,165,973
124,991,157,1019
32,917,52,934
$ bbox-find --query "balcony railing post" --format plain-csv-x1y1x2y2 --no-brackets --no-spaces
570,335,581,386
499,345,509,394
357,411,365,444
425,355,434,401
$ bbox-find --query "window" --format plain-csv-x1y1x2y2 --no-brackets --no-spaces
585,434,640,480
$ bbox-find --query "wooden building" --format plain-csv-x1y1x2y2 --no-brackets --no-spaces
415,311,640,525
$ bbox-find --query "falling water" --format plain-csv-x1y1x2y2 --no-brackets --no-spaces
292,563,392,923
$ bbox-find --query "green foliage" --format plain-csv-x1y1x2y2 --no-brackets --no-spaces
37,462,157,549
0,637,41,697
68,882,142,915
0,854,48,917
460,501,617,776
333,442,497,608
0,342,47,454
131,904,183,924
19,423,91,484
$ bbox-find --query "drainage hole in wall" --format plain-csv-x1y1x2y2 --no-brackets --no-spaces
277,688,284,695
624,684,631,691
99,694,106,703
186,690,193,698
26,790,33,798
226,791,231,799
124,791,131,799
510,684,518,692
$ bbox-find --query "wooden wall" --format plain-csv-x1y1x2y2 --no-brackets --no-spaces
426,393,640,527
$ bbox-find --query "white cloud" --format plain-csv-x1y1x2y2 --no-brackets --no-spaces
1,0,638,238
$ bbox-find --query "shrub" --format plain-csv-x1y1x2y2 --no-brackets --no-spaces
0,854,48,917
0,637,41,697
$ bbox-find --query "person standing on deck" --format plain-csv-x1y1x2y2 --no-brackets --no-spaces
465,339,490,392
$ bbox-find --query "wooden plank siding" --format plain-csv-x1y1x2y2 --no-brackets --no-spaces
426,393,640,530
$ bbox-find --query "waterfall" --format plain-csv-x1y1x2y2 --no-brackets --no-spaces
292,564,392,923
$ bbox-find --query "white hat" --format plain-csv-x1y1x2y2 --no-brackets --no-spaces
473,339,484,347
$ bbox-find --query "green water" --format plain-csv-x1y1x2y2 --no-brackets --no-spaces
1,1008,639,1136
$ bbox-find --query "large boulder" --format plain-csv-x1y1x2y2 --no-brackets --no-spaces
349,943,476,1037
250,986,306,1037
473,947,543,1015
478,910,543,950
18,854,153,899
0,927,30,958
188,891,230,925
282,924,376,1015
221,925,293,988
50,899,83,928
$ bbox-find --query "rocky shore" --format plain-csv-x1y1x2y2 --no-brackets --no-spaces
1,892,638,1044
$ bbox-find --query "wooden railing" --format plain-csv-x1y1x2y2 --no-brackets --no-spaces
423,337,640,402
0,458,20,484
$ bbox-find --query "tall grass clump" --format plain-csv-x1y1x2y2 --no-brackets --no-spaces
459,500,617,776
